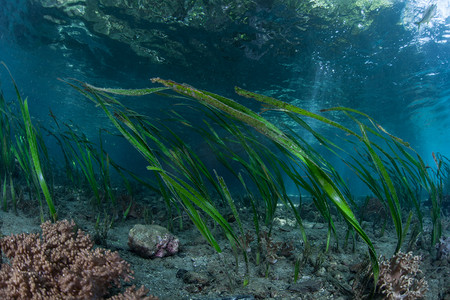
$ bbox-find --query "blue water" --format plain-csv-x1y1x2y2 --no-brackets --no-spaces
0,0,449,195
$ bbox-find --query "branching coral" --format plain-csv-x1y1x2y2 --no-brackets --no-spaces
0,219,157,299
377,251,428,300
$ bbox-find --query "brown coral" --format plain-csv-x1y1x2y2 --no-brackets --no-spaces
0,219,157,299
377,251,428,300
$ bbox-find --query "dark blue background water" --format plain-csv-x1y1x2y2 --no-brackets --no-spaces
0,0,449,195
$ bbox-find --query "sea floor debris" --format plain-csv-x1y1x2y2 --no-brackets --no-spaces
1,191,448,299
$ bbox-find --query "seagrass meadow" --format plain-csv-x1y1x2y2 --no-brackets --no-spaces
1,0,450,299
0,62,448,298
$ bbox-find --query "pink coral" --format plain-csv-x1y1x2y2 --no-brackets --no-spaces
154,235,179,258
0,219,157,299
377,251,428,300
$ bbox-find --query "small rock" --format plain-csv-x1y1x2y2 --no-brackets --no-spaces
182,271,210,285
288,279,322,293
176,269,188,278
313,223,325,229
316,266,326,276
128,224,179,258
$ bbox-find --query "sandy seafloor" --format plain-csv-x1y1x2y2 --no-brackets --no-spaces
0,186,449,300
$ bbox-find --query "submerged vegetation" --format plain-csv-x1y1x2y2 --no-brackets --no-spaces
66,77,448,287
0,63,449,295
